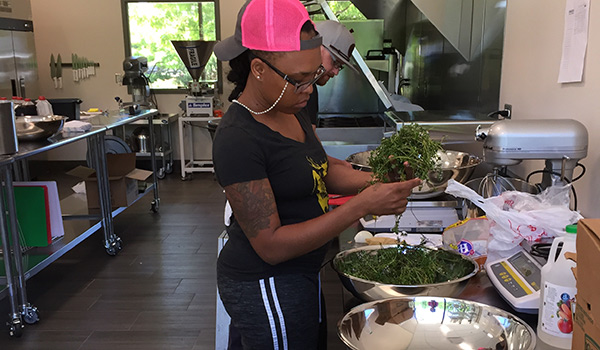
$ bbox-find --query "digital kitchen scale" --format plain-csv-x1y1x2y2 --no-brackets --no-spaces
485,247,543,314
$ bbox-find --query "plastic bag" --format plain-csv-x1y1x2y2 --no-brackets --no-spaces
445,179,582,253
442,217,489,270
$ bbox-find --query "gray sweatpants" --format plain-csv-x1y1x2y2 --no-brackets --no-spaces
218,273,322,350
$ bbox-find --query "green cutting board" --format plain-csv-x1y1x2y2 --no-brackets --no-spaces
13,186,51,247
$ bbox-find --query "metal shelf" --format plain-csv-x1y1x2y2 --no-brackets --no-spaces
135,149,173,158
0,184,156,283
0,109,161,337
117,113,178,179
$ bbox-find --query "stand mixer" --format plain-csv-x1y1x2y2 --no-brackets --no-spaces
122,56,153,111
475,118,588,194
171,40,216,116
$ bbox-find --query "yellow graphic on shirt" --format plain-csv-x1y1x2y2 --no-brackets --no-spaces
308,157,329,213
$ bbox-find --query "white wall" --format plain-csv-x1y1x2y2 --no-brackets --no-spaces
500,0,600,217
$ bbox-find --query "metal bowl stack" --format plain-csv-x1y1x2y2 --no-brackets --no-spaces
338,296,536,350
332,244,479,301
15,115,68,141
346,150,481,198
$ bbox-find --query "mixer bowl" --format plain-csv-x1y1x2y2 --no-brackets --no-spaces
338,296,536,350
346,150,481,197
331,244,478,301
15,115,68,141
464,177,540,217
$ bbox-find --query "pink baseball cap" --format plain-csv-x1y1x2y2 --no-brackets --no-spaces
214,0,322,61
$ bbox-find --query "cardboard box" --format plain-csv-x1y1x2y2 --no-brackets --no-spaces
67,153,152,209
573,219,600,350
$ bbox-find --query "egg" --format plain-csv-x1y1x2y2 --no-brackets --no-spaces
354,230,373,243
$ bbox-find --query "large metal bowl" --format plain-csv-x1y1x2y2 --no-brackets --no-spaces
338,296,536,350
332,244,479,301
15,115,68,141
346,150,481,198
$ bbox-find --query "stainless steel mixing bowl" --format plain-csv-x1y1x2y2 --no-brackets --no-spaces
338,296,536,350
15,115,68,141
332,244,479,301
346,150,481,198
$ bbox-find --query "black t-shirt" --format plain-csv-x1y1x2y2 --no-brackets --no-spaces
306,88,319,126
213,103,330,281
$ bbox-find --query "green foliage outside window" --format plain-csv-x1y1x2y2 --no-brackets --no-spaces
311,1,366,21
127,2,217,90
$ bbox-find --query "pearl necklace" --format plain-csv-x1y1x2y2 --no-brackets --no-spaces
232,82,288,115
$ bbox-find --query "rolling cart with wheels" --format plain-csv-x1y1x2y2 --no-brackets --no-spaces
116,113,177,179
0,109,160,336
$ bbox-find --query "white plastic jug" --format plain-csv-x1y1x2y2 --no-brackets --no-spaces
36,96,54,116
537,225,577,349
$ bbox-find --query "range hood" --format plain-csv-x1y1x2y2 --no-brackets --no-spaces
312,0,505,114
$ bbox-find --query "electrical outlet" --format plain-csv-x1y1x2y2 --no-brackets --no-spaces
503,103,512,119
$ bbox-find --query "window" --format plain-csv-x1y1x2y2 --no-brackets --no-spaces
309,1,366,21
122,1,219,92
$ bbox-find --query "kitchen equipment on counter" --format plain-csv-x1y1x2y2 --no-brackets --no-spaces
464,176,539,218
347,149,480,191
346,149,480,231
122,56,152,109
0,100,18,154
485,247,544,314
171,40,216,116
338,296,536,350
332,244,478,301
15,115,68,141
476,119,588,189
172,40,219,178
48,98,82,121
359,207,459,233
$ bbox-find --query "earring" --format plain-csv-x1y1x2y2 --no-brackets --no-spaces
256,75,260,80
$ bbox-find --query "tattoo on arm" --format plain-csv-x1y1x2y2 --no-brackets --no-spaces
226,180,277,238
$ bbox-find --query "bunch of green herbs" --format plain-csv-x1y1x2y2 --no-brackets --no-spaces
368,123,443,183
335,243,474,285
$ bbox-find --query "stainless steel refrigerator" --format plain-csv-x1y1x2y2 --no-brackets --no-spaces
0,17,39,99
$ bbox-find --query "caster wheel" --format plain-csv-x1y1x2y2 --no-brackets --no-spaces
151,200,159,213
106,241,120,256
181,174,192,181
23,307,39,324
8,320,23,338
165,162,173,174
157,167,166,179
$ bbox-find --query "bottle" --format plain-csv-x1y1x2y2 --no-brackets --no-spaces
537,225,577,349
15,98,36,116
36,96,54,116
11,96,23,109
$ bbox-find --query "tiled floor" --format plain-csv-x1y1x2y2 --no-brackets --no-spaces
0,165,350,349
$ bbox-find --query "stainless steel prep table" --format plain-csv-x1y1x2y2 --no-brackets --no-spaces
337,223,564,350
0,109,159,337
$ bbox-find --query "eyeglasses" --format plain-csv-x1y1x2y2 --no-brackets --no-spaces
331,57,344,71
252,54,326,93
326,46,346,71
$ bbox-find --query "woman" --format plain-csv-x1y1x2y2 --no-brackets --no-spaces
213,1,422,349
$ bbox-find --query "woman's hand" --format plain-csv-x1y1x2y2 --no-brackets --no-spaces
355,178,422,216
